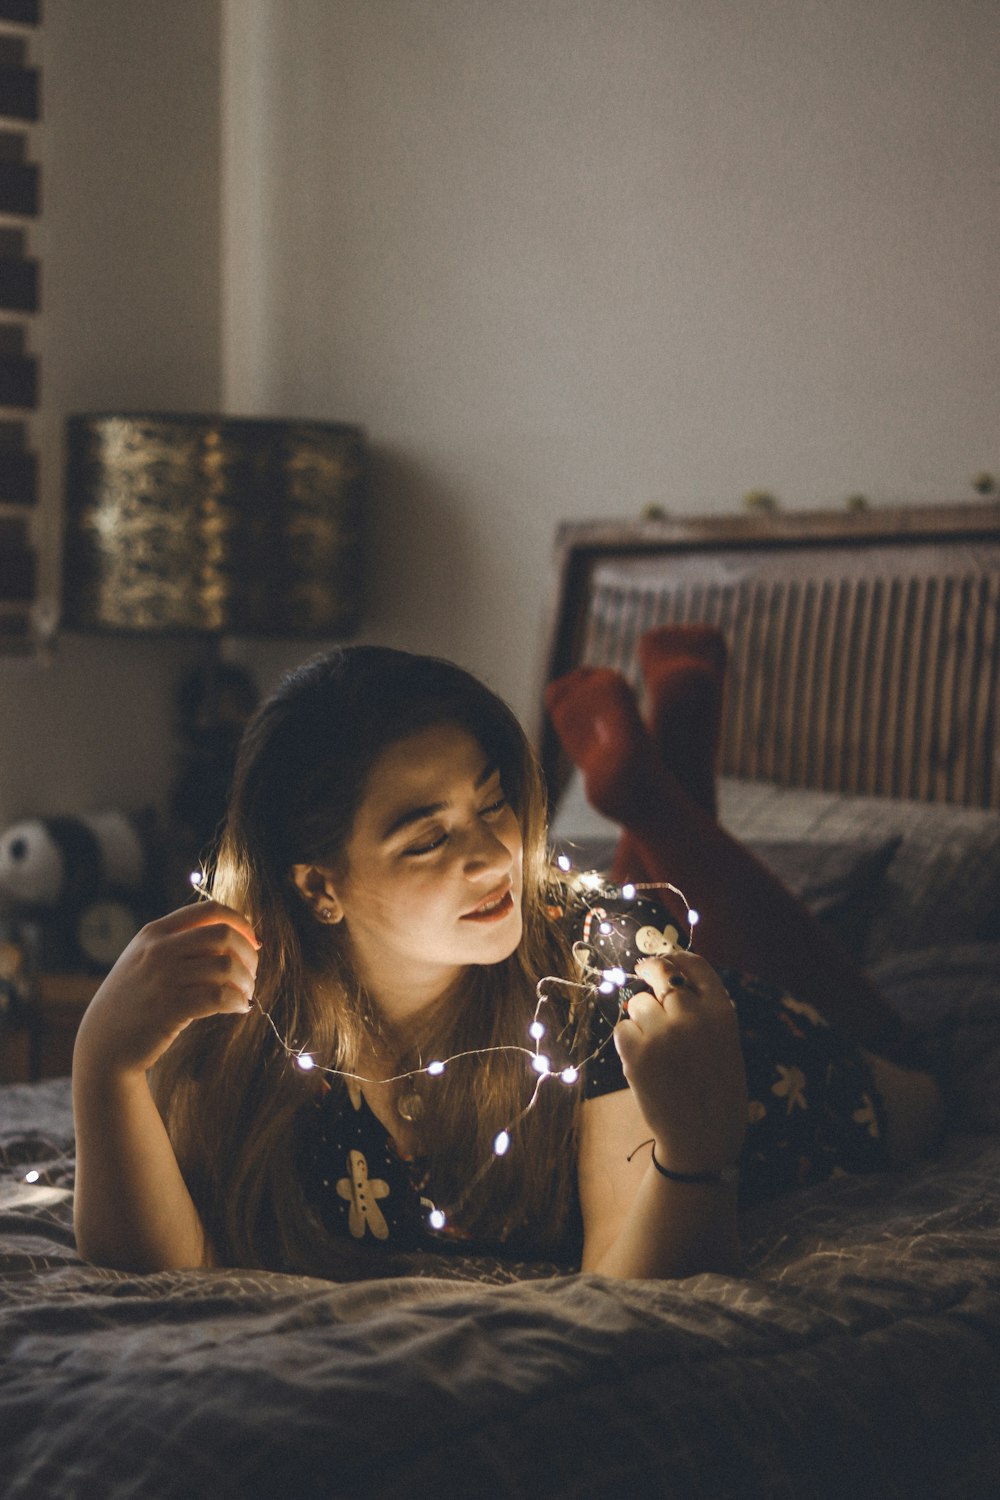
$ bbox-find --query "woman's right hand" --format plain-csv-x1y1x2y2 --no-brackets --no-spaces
613,947,748,1179
74,900,261,1078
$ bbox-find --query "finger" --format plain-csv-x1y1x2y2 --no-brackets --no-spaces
171,990,251,1024
666,948,720,984
616,990,662,1034
170,949,258,1015
149,917,261,995
612,1014,641,1069
176,980,253,1020
179,943,258,1005
174,921,260,974
636,945,720,990
151,901,261,950
634,956,700,1003
612,998,667,1072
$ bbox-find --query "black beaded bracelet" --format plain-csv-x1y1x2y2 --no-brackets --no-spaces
650,1144,739,1186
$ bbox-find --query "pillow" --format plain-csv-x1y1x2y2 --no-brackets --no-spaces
548,770,619,848
548,771,901,953
746,837,901,955
719,779,1000,965
873,943,1000,1132
551,770,1000,964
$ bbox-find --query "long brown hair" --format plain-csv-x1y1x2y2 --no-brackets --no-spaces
152,647,585,1275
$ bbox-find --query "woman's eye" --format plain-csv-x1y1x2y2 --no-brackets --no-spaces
401,794,506,856
403,832,448,858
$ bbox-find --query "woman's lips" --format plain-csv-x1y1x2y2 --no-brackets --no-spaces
461,887,515,922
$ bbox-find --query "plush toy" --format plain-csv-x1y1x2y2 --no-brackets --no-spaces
0,810,160,972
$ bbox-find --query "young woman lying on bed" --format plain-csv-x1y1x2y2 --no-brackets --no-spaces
71,634,943,1282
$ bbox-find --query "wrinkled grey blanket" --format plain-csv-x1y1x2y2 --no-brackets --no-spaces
3,948,1000,1500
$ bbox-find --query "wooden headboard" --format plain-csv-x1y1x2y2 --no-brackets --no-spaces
538,503,1000,811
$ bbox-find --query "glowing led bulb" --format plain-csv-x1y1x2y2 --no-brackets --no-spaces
426,1060,446,1076
559,1066,579,1085
493,1130,511,1156
189,871,204,888
428,1208,447,1231
599,921,612,935
528,1020,546,1040
557,853,572,871
687,909,700,927
603,967,627,987
621,883,637,900
531,1053,551,1075
295,1053,316,1071
24,1169,39,1184
599,979,615,994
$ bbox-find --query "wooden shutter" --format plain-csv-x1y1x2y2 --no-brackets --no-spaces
0,0,39,651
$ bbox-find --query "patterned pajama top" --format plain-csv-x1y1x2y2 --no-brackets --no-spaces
298,954,891,1263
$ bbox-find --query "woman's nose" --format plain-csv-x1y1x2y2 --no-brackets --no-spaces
463,822,513,877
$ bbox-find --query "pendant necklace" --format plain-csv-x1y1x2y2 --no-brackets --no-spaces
396,1085,424,1123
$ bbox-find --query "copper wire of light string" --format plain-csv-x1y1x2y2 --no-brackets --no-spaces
183,870,700,1231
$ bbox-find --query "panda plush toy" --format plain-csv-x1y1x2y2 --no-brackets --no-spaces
0,810,159,972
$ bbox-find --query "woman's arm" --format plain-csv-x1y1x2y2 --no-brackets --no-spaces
576,949,747,1280
577,1088,740,1278
72,901,259,1273
73,1053,212,1271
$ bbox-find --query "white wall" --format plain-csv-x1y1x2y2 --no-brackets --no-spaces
0,0,223,826
2,0,998,829
222,0,1000,722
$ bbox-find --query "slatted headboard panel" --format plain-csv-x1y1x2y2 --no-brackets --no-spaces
538,504,1000,811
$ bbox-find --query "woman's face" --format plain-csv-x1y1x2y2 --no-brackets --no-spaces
327,722,524,1016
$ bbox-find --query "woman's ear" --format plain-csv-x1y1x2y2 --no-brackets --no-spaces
289,863,345,924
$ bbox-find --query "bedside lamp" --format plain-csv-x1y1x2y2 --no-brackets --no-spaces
61,412,366,637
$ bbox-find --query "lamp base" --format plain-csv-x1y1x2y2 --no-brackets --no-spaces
166,645,258,900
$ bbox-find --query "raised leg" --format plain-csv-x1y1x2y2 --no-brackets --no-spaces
545,665,904,1051
637,624,728,818
615,624,728,882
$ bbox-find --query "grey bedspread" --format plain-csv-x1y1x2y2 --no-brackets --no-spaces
2,1060,1000,1499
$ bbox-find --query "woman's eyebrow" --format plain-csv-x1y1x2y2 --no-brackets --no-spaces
380,762,499,842
381,800,446,841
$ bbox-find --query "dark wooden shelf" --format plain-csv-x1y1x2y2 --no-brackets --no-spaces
0,973,101,1082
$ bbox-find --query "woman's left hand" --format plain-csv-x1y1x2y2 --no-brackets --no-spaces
613,949,748,1178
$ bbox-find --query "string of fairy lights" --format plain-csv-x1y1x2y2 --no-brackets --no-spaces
19,862,699,1239
243,858,700,1235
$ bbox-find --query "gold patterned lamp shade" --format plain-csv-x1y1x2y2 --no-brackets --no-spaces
61,413,367,636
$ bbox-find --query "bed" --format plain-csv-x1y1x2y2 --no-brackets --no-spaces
3,502,1000,1499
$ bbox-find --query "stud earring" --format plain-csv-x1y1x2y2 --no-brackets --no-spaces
319,908,335,922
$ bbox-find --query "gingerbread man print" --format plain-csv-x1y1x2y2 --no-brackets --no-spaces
336,1149,391,1240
